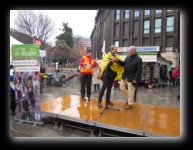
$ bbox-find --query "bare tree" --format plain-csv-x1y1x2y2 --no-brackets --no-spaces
14,10,56,49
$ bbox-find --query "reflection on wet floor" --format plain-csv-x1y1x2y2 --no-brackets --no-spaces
40,94,180,137
10,71,180,137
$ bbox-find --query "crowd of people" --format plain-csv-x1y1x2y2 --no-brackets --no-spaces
10,66,39,117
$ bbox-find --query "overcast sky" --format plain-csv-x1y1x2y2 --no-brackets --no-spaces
10,10,97,44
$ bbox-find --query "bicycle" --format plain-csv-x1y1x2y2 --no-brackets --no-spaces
41,71,79,88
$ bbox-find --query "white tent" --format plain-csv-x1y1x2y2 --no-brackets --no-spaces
10,36,46,64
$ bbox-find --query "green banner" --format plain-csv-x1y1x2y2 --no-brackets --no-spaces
12,44,40,58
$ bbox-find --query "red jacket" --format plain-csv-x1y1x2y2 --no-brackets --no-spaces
172,68,180,78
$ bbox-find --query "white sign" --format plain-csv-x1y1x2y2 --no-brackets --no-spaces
120,55,157,62
15,66,40,72
118,46,160,52
12,60,37,66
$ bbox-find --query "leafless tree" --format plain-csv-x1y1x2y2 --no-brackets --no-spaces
13,10,56,49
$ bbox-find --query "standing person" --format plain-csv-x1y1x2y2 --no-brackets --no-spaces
160,65,167,86
40,63,45,93
79,50,97,101
20,93,30,120
10,65,16,115
172,66,180,88
119,46,142,109
98,45,124,108
169,67,174,86
92,63,101,92
15,79,23,100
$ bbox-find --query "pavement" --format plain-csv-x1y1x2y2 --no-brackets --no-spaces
10,70,180,137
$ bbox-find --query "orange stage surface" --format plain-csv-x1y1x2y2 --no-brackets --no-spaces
41,94,180,137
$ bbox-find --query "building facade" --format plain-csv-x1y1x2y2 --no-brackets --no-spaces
90,10,180,67
73,36,91,55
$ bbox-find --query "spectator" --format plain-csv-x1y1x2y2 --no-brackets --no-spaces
92,63,101,92
172,66,180,87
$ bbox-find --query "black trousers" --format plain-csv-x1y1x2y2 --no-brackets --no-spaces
10,90,16,112
98,76,114,103
134,86,137,99
80,73,92,98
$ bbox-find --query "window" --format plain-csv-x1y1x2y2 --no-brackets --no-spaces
155,10,162,14
132,39,138,46
133,21,139,35
123,22,129,36
114,23,120,37
134,10,139,17
115,10,120,20
154,37,160,46
114,41,119,47
167,10,173,12
165,36,173,52
144,10,150,16
124,10,129,19
154,18,162,33
143,38,149,46
144,20,150,34
166,16,174,32
123,39,128,46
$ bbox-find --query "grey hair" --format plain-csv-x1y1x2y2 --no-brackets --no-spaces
110,45,118,51
129,46,136,51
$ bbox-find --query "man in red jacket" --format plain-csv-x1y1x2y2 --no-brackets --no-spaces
172,66,180,87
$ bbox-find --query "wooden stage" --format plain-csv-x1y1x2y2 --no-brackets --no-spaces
40,94,180,137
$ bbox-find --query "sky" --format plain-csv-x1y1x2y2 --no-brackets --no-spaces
10,10,97,44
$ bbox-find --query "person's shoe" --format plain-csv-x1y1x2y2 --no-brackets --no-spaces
125,104,132,109
82,97,86,101
98,101,102,108
87,97,90,101
11,111,15,116
106,101,113,106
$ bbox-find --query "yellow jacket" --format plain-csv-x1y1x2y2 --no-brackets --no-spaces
100,52,124,80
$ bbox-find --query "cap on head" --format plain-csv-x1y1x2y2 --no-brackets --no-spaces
87,50,92,54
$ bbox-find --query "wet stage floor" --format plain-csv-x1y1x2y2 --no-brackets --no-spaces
41,94,180,137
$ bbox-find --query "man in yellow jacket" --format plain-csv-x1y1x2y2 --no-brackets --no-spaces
98,45,124,108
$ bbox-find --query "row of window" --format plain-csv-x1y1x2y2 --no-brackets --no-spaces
144,16,174,33
115,10,174,20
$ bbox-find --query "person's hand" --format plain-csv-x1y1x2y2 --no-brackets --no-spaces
112,57,119,62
